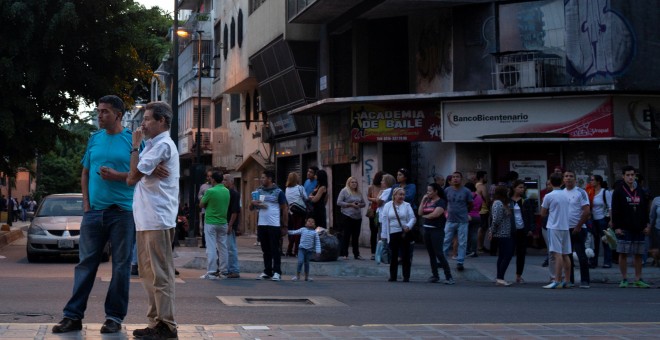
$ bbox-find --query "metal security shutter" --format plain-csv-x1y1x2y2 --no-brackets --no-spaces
276,156,301,187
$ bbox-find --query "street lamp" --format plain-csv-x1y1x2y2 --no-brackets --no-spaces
176,28,206,240
191,30,204,240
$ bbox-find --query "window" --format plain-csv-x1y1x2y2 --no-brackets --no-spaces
230,94,240,121
223,24,229,60
237,9,244,48
230,17,236,48
245,93,252,121
249,0,267,15
193,105,211,129
214,101,222,127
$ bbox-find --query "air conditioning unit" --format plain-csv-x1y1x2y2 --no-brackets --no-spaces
495,61,541,89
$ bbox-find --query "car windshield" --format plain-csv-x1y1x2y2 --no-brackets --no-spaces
36,198,84,217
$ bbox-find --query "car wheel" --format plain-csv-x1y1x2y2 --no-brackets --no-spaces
26,250,40,263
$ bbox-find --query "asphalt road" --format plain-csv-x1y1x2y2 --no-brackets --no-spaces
1,237,658,327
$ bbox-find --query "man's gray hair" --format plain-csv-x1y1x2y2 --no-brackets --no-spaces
146,101,173,128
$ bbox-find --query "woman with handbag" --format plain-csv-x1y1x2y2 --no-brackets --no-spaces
509,180,536,283
285,172,308,257
381,187,416,282
337,176,367,259
488,185,515,286
366,171,384,260
419,183,454,284
590,175,613,268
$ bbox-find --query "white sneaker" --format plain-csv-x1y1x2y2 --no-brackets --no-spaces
271,273,281,281
256,273,270,280
200,273,218,280
291,276,299,281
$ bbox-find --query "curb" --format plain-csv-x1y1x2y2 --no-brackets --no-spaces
0,229,24,250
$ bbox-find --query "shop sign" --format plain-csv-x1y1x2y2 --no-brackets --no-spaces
443,96,613,141
350,104,441,142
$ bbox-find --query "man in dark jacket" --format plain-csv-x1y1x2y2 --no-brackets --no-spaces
611,165,651,288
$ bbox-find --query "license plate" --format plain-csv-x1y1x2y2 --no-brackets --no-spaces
58,240,74,249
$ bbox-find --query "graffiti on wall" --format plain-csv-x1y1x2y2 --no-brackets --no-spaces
364,158,375,188
565,0,636,82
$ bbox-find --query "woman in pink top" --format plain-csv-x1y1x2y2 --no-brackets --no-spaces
465,182,483,257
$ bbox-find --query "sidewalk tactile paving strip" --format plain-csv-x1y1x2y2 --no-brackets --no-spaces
3,322,660,339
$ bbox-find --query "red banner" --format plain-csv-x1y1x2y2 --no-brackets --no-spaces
350,104,442,142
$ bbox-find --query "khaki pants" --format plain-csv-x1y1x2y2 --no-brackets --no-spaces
137,229,176,331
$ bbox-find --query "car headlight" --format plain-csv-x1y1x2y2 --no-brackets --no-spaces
28,225,47,236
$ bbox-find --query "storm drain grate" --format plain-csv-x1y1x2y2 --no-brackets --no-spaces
217,296,347,307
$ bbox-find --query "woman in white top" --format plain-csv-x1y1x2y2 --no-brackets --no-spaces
380,187,416,282
336,176,367,259
589,175,613,268
376,174,396,225
284,172,308,256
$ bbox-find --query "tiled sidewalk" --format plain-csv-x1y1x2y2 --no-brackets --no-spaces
2,322,659,339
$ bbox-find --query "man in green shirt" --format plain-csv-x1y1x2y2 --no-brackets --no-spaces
199,171,230,279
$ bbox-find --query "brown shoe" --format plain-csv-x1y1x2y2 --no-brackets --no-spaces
227,273,240,278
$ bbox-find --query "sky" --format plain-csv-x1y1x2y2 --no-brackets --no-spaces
136,0,174,14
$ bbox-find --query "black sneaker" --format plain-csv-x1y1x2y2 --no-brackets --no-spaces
456,263,465,271
427,276,439,283
52,318,82,333
132,325,157,338
100,319,122,333
135,322,177,339
131,265,139,276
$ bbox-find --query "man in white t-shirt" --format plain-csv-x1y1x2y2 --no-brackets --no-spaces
563,170,591,288
541,173,571,289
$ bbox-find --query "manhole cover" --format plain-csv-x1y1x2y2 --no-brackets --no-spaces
218,296,347,307
245,298,314,306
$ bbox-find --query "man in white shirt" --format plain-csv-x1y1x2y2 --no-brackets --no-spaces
563,170,591,288
541,173,571,289
127,101,180,340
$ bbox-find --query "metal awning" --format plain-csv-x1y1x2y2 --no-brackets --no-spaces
290,92,460,116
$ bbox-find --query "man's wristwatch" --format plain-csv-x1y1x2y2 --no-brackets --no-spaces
130,147,139,154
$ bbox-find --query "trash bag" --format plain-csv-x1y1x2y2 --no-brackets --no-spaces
312,229,339,262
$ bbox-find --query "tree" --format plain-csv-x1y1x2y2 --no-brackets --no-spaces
0,0,171,178
34,121,98,200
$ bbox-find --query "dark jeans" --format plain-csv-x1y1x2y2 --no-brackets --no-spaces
467,215,481,254
287,212,306,255
514,229,528,276
341,214,362,258
257,225,282,276
591,218,612,266
389,232,411,280
496,236,514,280
63,209,135,323
569,227,590,284
369,215,378,255
423,227,452,280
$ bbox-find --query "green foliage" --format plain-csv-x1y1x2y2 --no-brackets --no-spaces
0,0,172,177
35,121,98,198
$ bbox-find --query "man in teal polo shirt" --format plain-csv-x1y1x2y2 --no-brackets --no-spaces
199,170,230,279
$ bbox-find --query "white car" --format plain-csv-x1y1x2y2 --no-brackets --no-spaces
26,193,110,262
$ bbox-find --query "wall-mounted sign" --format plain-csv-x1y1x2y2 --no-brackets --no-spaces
443,96,614,141
350,104,442,142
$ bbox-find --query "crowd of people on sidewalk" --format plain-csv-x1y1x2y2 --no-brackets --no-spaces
238,163,659,290
1,195,37,223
